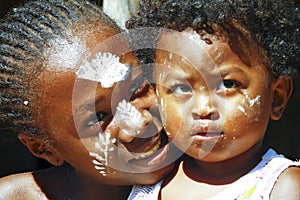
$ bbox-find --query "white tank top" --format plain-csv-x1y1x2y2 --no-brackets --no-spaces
128,149,300,200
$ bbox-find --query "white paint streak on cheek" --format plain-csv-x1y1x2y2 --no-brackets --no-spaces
237,105,246,115
76,52,130,88
155,86,167,129
158,97,167,127
44,35,87,71
241,91,262,122
242,91,261,107
112,99,146,136
89,130,115,176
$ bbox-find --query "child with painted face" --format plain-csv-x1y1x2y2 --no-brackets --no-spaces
0,0,173,199
126,0,300,199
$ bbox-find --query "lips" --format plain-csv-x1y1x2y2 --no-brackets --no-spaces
190,120,223,137
128,134,169,167
194,131,223,137
190,131,223,143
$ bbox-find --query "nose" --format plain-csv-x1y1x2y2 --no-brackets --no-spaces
118,82,156,143
192,94,219,120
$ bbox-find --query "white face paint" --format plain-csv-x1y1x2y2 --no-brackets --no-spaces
43,35,87,71
76,52,130,88
89,130,115,176
237,104,246,114
89,100,149,175
239,91,262,121
112,99,146,136
157,91,167,128
243,91,261,107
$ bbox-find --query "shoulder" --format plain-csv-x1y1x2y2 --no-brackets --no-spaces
270,166,300,200
0,172,48,200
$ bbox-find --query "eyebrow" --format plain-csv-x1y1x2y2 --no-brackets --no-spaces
218,67,246,76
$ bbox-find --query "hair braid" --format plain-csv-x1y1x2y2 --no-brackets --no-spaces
0,0,110,136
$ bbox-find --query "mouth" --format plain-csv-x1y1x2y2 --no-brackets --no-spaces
132,137,162,160
128,133,169,167
191,131,223,141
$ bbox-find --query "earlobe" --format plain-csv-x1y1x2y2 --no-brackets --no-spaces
18,133,64,166
270,77,293,120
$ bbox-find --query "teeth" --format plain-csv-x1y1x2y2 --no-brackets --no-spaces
133,139,161,160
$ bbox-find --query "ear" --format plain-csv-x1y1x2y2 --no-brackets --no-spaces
18,133,64,166
270,77,293,120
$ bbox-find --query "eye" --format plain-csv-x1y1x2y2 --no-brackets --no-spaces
170,84,192,95
85,111,109,127
218,80,241,90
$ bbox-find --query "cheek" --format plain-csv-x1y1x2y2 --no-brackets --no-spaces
236,91,264,121
83,135,122,176
225,92,270,131
158,96,183,138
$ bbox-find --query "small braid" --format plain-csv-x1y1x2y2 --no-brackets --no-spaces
0,0,117,136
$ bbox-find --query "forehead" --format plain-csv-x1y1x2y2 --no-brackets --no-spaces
156,29,266,72
156,30,226,66
155,30,227,75
31,23,137,105
42,20,136,72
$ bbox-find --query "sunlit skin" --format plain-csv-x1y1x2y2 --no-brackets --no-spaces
155,30,273,164
153,29,299,199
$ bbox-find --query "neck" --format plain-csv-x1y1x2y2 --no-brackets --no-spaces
66,164,131,200
33,164,131,200
183,144,263,185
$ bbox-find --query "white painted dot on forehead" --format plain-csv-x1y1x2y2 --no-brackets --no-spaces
76,52,131,88
43,34,87,71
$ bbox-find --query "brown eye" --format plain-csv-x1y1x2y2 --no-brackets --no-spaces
218,80,241,90
85,111,108,127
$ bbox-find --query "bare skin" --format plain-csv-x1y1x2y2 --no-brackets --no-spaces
154,29,300,199
0,22,172,199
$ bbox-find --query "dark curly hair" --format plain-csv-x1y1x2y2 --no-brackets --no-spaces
126,0,299,78
0,0,120,136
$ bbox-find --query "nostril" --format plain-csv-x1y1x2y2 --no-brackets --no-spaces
192,111,219,120
210,112,220,120
192,113,201,120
